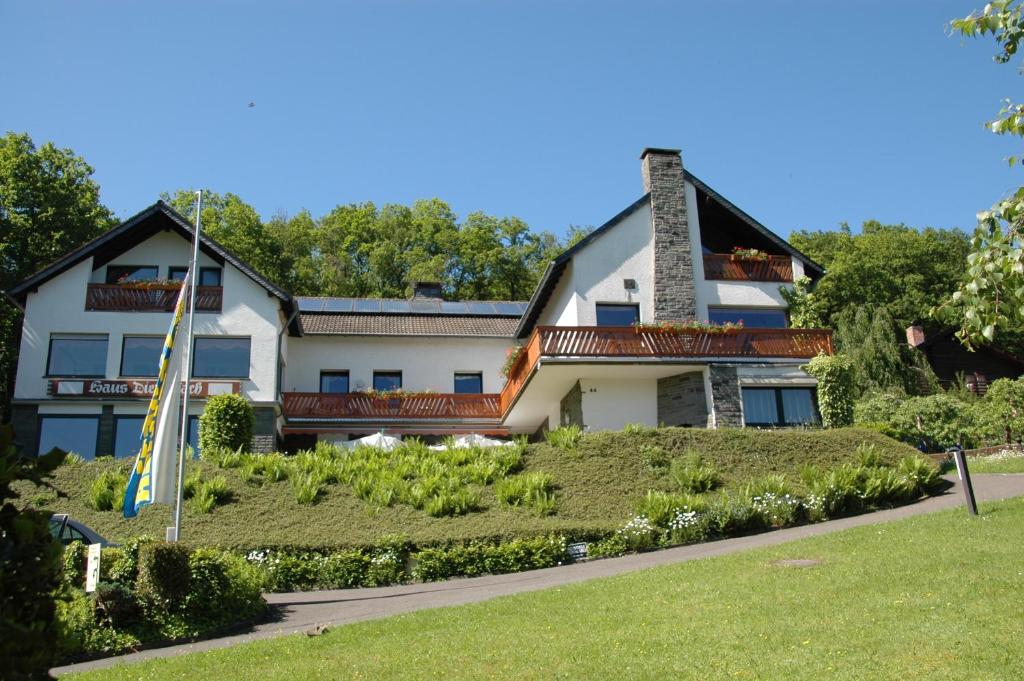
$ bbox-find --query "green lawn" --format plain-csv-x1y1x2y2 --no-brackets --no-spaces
20,427,921,549
68,495,1024,680
968,451,1024,474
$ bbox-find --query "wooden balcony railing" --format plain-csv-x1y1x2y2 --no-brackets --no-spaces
498,326,833,413
703,254,793,282
85,283,223,312
283,392,502,421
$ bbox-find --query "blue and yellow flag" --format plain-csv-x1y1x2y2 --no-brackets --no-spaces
123,277,190,518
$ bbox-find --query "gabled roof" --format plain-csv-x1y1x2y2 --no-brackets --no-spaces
515,172,826,339
301,313,519,337
4,201,301,336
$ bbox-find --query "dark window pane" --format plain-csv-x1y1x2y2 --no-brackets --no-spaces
48,337,107,377
373,372,402,391
38,417,99,459
169,267,188,282
120,336,163,377
708,308,788,328
200,268,223,286
596,304,640,327
454,373,483,394
188,416,200,459
193,338,250,378
782,389,819,425
321,372,350,393
106,265,158,284
113,417,145,459
742,389,779,426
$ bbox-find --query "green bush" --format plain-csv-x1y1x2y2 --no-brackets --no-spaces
545,425,583,450
88,469,128,511
291,472,323,505
136,542,192,611
199,393,255,455
803,353,856,427
854,391,907,424
890,394,977,451
94,581,140,628
634,491,706,528
188,476,232,514
667,450,720,493
411,536,568,582
639,444,670,471
185,548,265,626
495,472,557,515
63,540,88,589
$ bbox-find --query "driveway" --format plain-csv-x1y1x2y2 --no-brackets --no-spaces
53,473,1024,677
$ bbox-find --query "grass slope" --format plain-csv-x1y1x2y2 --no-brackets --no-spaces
24,428,921,549
68,496,1024,680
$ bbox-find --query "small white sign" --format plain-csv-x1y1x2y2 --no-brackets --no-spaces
85,543,102,593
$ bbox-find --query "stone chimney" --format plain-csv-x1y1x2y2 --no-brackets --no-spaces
411,281,443,299
906,325,926,347
641,148,697,321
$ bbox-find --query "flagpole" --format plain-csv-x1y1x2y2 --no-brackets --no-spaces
171,190,203,542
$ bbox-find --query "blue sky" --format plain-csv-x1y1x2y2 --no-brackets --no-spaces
2,1,1021,240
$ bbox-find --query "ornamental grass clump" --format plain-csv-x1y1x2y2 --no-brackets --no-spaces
88,469,128,512
668,450,721,493
545,425,583,450
495,472,557,516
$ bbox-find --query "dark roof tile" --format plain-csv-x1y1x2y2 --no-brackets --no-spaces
300,313,518,337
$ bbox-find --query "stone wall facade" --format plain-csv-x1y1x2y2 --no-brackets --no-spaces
10,404,38,456
657,373,709,427
559,381,583,428
252,407,278,453
708,365,743,428
641,148,697,322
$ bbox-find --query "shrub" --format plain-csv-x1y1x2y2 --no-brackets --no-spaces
94,581,140,628
804,465,864,521
63,540,88,589
639,444,670,471
803,353,855,427
185,548,265,626
704,496,769,536
856,442,883,468
898,456,941,493
890,394,977,451
854,391,907,424
136,542,192,612
495,472,557,515
667,450,720,493
411,536,567,582
614,515,660,552
545,424,583,450
634,491,706,528
291,472,323,505
106,535,152,584
88,469,128,511
199,393,255,455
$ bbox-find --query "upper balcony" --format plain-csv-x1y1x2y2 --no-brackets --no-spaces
85,283,223,313
702,254,793,283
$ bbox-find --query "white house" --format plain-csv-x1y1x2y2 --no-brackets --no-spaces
5,148,831,458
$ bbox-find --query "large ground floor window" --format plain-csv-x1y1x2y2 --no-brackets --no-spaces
741,387,819,427
113,416,145,458
38,415,100,458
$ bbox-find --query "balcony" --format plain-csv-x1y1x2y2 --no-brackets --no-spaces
85,283,223,312
703,254,793,282
499,325,833,413
283,392,502,422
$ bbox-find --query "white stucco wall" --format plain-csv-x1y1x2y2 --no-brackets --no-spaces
579,377,658,431
90,231,221,283
15,232,285,404
535,203,654,328
286,335,513,394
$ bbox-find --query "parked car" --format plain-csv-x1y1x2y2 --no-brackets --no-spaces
49,514,114,547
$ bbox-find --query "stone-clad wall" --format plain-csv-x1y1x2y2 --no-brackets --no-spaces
641,148,697,322
559,381,583,428
709,365,743,428
656,373,708,427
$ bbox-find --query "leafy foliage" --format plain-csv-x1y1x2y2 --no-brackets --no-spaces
833,305,938,396
803,354,855,427
0,424,67,678
199,394,255,454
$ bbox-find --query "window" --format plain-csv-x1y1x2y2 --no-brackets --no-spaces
106,265,158,284
38,416,100,459
169,267,189,282
47,335,107,377
192,337,251,378
199,267,223,287
454,372,483,394
113,416,145,459
320,371,350,393
188,415,200,458
708,308,788,329
741,387,820,427
373,371,402,392
596,303,640,327
120,336,163,377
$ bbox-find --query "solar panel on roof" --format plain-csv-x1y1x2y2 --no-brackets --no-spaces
467,302,497,315
382,300,411,313
353,299,381,313
494,302,524,316
440,301,469,314
322,298,354,313
410,299,441,313
297,298,325,312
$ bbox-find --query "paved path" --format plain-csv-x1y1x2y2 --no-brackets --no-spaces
53,473,1024,677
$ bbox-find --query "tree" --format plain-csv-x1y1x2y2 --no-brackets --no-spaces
939,1,1024,346
0,132,114,421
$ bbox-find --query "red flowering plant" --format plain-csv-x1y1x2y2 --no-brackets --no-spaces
633,320,744,334
730,246,769,261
